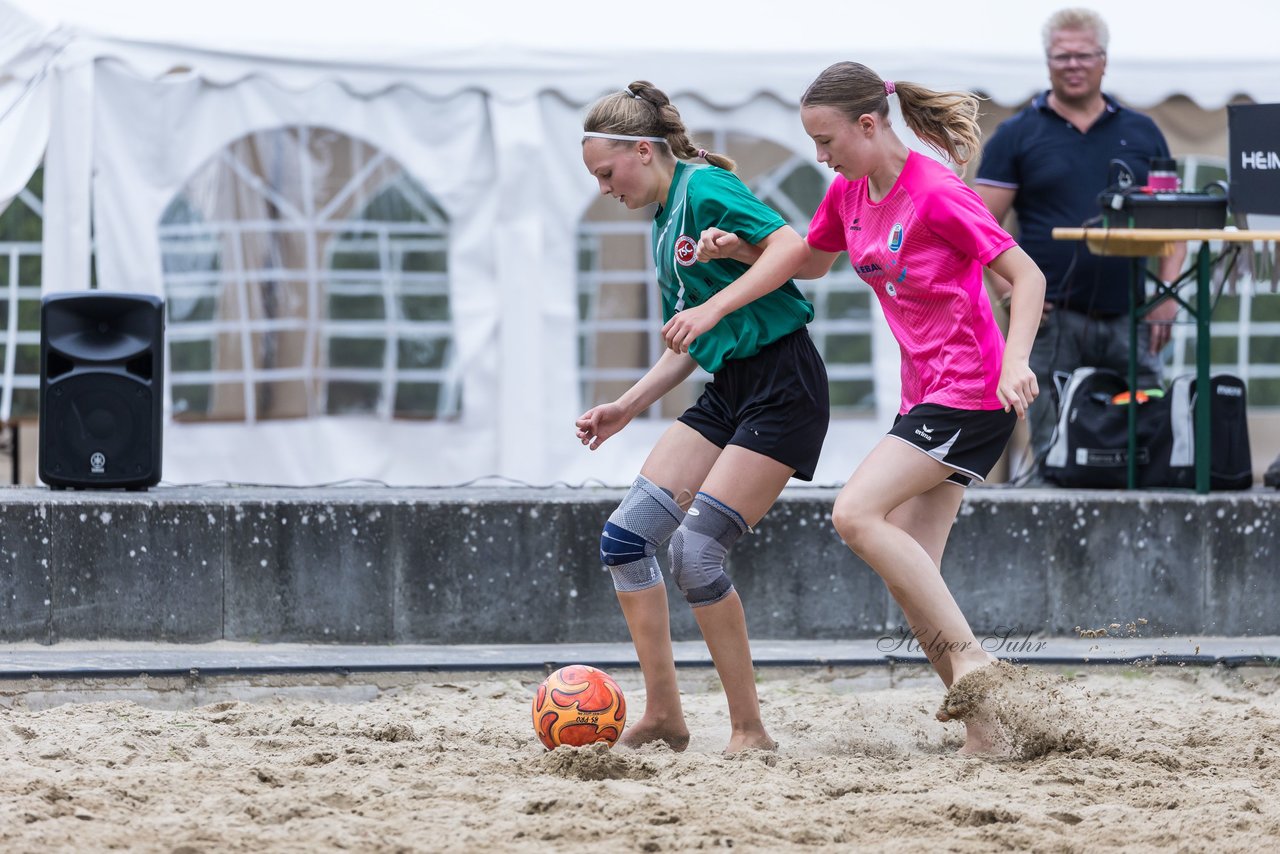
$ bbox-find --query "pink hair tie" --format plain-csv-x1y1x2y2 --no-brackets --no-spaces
884,80,896,96
697,148,708,159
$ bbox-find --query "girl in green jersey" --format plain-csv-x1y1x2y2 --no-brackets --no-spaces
578,81,830,754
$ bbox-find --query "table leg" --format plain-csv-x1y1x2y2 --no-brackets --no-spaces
1195,243,1212,494
1128,258,1141,490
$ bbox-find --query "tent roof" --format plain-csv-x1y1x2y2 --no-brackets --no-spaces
4,0,1279,108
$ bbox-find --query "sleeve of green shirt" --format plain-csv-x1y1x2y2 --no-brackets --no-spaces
688,168,787,245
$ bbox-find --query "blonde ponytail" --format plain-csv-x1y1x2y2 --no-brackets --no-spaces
802,62,983,165
584,80,737,172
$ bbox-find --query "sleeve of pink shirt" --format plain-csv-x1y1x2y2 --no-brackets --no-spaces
805,181,848,254
919,175,1016,266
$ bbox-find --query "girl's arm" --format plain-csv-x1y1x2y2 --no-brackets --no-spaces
662,225,812,353
987,245,1046,419
697,227,841,280
575,349,698,450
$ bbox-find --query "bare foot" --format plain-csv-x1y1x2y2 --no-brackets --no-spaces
618,717,690,752
935,655,999,722
724,726,777,755
935,659,1019,757
957,719,1003,756
950,654,999,684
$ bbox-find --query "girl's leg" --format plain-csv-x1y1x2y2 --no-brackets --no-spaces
614,585,689,750
615,422,721,750
692,445,795,753
882,480,1004,754
832,439,995,692
884,482,966,686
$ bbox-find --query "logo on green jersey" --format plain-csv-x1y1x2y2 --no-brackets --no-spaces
675,235,698,267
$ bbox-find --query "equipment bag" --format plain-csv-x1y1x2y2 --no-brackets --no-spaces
1043,368,1251,490
1165,373,1253,490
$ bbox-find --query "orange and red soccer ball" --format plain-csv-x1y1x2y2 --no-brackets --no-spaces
532,665,626,749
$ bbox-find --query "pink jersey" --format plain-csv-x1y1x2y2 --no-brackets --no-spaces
807,151,1016,413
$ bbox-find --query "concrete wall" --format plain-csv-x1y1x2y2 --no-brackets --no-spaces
0,487,1276,645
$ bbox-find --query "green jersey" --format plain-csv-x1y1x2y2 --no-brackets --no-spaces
652,161,814,374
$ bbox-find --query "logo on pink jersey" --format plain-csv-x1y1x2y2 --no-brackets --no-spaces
675,235,697,266
887,222,904,252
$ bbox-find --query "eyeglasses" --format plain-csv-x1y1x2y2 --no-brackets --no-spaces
1048,51,1106,68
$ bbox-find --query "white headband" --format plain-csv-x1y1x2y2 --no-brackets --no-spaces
582,131,668,144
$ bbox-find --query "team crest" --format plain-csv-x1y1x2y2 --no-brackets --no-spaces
675,235,698,266
887,222,904,252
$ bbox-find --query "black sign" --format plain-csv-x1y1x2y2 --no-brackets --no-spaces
1228,103,1280,216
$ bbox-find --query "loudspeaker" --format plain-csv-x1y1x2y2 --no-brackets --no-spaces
39,292,165,490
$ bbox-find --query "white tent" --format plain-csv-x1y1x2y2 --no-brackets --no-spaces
2,0,1278,486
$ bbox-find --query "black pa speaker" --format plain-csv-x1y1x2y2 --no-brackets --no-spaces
39,292,165,490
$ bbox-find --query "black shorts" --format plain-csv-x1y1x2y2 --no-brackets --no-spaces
889,403,1016,487
678,328,830,481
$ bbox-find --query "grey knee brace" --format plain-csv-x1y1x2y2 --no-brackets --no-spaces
669,492,748,607
600,475,684,592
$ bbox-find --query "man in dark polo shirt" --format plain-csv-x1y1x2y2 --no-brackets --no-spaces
976,7,1184,483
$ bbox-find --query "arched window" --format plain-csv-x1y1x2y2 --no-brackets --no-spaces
159,126,457,422
576,131,874,419
0,167,43,421
323,182,454,418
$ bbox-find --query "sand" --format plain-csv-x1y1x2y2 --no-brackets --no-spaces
2,662,1279,852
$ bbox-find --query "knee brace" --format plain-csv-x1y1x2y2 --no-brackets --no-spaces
669,493,748,607
600,475,684,592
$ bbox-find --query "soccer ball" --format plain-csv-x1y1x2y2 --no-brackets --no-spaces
532,664,626,749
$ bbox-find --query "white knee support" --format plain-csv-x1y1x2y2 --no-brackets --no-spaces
669,493,747,607
600,475,684,592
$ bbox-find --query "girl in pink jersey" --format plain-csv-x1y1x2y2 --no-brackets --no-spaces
702,62,1045,754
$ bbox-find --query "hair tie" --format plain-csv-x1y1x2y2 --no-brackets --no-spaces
697,149,708,159
884,80,896,96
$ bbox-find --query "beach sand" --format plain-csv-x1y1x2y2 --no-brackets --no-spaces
2,663,1278,852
